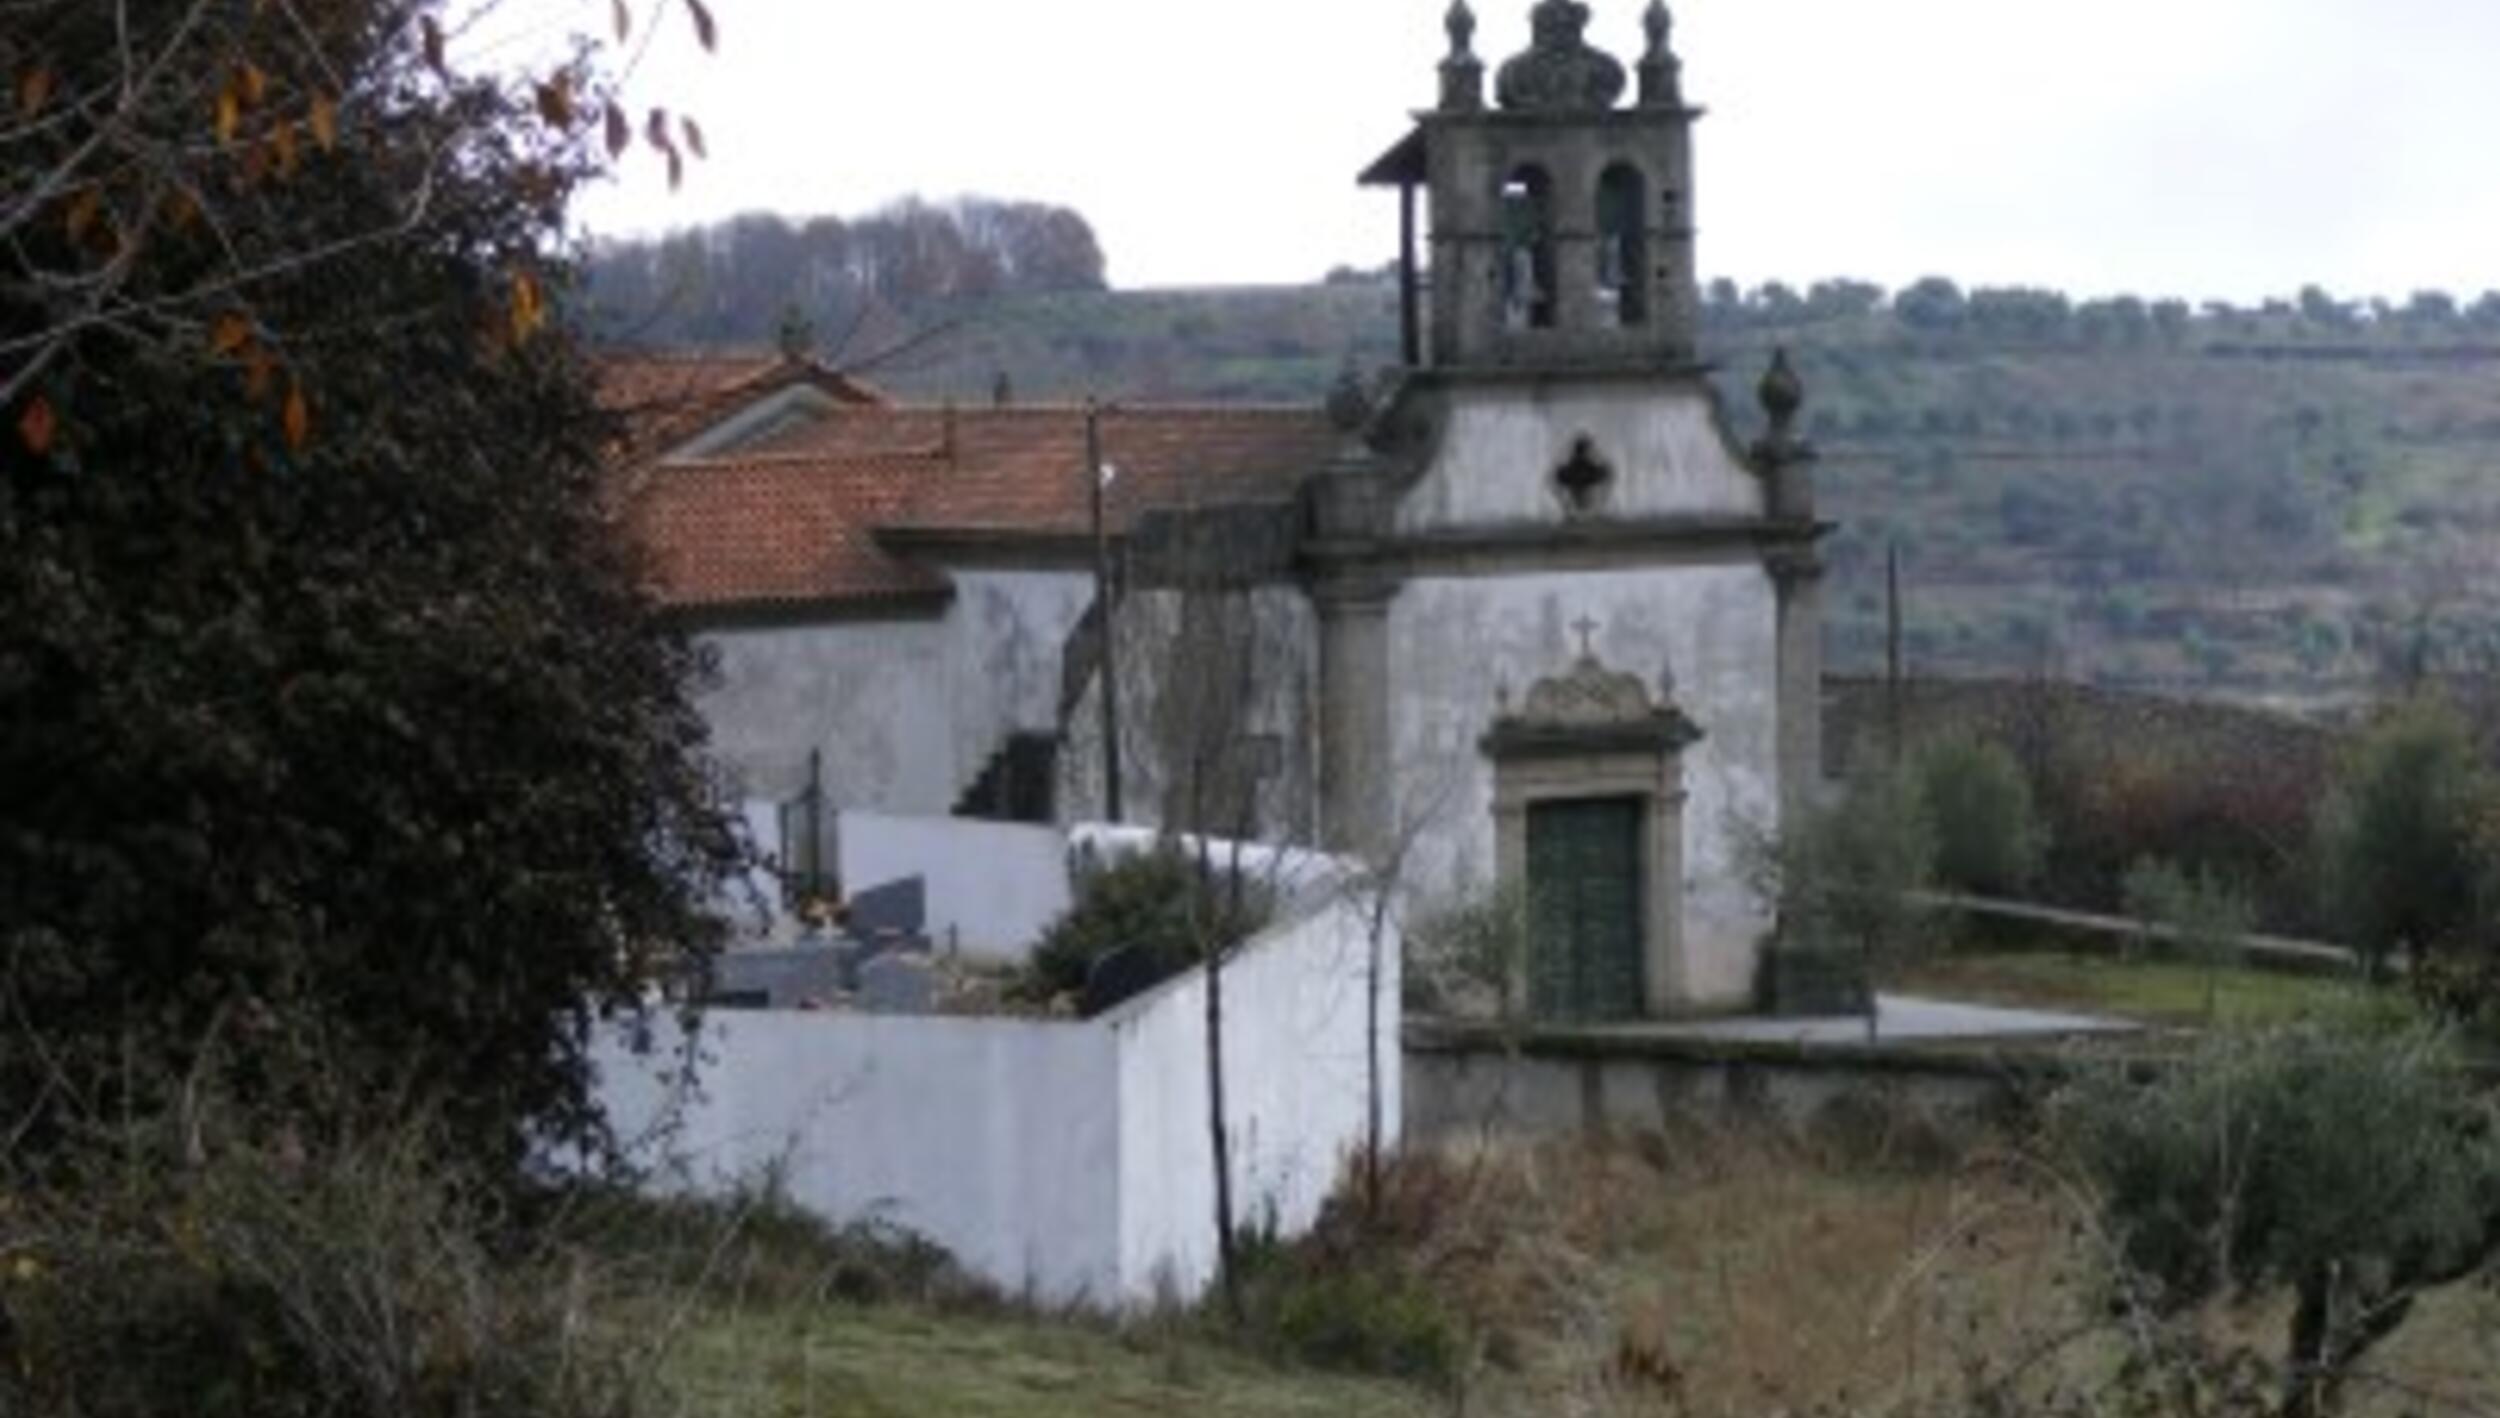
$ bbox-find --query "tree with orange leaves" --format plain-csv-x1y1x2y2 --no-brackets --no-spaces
0,0,740,1171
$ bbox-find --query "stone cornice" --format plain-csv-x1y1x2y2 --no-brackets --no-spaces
1396,360,1721,390
1303,515,1833,584
665,588,955,632
874,526,1102,569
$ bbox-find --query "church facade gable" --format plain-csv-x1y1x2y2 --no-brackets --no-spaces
1391,382,1763,535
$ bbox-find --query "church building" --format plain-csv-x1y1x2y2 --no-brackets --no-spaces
610,0,1826,1019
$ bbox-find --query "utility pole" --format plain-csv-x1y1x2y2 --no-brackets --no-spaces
1088,398,1124,822
1886,540,1905,772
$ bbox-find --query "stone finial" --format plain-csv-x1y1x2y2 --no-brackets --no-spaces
1326,359,1375,432
1759,346,1804,433
1440,0,1486,111
775,304,815,361
1750,346,1819,516
1637,0,1683,108
1496,0,1626,113
1642,0,1673,50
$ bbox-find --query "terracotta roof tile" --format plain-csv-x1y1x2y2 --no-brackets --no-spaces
613,387,1340,614
625,450,950,613
749,404,1341,536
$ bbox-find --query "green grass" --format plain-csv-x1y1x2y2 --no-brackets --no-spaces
666,1304,1442,1418
1894,948,2387,1028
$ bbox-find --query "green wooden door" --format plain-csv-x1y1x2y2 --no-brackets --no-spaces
1526,796,1646,1021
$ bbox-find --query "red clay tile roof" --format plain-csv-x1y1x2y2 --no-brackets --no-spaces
749,404,1341,537
609,378,1340,614
597,351,885,457
624,450,951,613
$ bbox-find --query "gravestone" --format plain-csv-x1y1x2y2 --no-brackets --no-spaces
706,947,848,1010
1081,945,1173,1018
848,875,926,936
858,951,936,1015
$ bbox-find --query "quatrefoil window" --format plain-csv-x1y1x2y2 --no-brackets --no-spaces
1553,435,1614,517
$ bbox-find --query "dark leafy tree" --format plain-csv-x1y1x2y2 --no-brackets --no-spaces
2,0,741,1169
1892,276,1966,335
1804,278,1885,321
583,199,1109,353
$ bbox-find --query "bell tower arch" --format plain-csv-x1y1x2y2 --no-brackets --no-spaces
1362,0,1700,372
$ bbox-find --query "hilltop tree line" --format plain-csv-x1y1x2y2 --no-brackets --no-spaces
598,201,2500,363
584,199,1107,351
1702,275,2500,347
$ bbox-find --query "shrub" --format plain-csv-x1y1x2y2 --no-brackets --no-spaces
0,1113,659,1418
1749,767,1936,1019
1227,1158,1468,1388
1914,736,2046,896
2314,696,2490,978
1265,1266,1461,1382
2120,858,2252,953
1020,845,1271,1007
2038,732,2325,937
1404,880,1528,1020
2120,857,2258,1020
547,1181,991,1314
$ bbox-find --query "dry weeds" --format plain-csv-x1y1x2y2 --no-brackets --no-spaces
1365,1115,2500,1418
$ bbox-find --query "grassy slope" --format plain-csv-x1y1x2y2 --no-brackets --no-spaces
663,1130,2500,1417
668,1304,1440,1418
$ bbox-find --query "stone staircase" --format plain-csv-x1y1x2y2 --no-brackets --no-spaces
954,731,1060,823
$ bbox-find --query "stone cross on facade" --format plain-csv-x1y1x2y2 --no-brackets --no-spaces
1571,614,1600,659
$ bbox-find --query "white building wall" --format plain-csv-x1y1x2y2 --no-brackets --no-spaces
700,620,956,810
695,568,1091,815
942,569,1094,790
1394,384,1761,534
1060,584,1322,844
832,810,1072,960
1386,564,1781,1009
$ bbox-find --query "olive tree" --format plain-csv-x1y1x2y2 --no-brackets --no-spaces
2054,1022,2500,1418
1749,765,1937,1037
2314,695,2489,982
1913,735,2045,898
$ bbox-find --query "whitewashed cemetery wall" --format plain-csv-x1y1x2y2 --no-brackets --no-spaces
593,891,1398,1308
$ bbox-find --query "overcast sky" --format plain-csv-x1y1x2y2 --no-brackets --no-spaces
540,0,2500,303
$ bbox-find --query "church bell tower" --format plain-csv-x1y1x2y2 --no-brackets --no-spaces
1323,2,1823,1019
1362,0,1701,370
